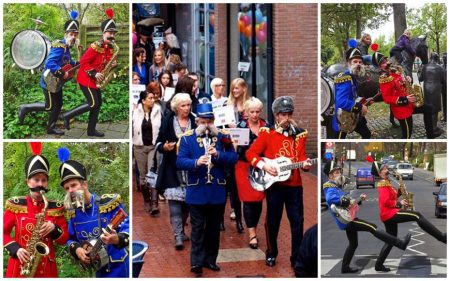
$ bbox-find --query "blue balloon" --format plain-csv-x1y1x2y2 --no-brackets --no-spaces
255,9,263,24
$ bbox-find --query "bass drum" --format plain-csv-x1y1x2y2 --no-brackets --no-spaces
321,75,334,117
11,30,51,70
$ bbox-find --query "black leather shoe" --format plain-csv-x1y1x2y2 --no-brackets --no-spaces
47,127,65,136
190,265,203,275
203,263,220,271
63,116,71,130
236,221,244,234
87,130,105,137
375,265,391,272
220,221,225,231
265,257,276,267
341,266,359,273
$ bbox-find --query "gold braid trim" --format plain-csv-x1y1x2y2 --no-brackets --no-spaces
99,194,122,214
219,128,231,135
259,127,270,133
5,198,27,214
47,206,65,217
51,40,67,48
379,75,393,84
323,181,337,189
295,129,308,140
334,75,351,84
66,209,76,218
91,41,105,53
377,179,391,188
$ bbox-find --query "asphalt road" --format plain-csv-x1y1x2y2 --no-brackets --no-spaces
321,161,447,277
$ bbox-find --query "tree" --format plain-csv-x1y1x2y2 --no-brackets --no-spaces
408,3,447,55
393,4,407,40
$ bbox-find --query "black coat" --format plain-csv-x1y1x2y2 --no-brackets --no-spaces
155,111,197,191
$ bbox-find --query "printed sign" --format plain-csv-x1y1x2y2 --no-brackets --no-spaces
213,106,236,127
238,62,251,72
229,128,250,146
131,84,146,104
163,87,175,102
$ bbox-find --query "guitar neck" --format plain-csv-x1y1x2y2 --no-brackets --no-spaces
280,159,316,172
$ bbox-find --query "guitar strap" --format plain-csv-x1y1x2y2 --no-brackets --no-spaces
94,195,111,272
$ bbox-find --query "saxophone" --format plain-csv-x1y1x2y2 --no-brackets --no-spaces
96,40,120,90
20,190,50,277
405,79,424,108
391,171,414,211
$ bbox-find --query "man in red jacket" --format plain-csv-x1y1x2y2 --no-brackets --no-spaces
62,8,118,137
246,96,312,268
3,144,69,277
375,163,446,272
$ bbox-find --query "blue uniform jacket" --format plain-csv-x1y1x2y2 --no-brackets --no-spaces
332,70,359,132
66,193,129,278
323,181,349,230
40,39,76,89
176,129,238,205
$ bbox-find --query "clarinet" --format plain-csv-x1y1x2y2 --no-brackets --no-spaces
203,130,213,184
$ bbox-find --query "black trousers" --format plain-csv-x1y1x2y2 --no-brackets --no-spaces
336,118,371,139
243,201,263,228
43,88,63,125
398,104,434,138
188,204,223,266
376,210,446,267
80,85,102,132
265,185,303,265
343,218,378,268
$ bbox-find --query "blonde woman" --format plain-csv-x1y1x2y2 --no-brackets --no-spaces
390,29,415,65
149,49,174,82
235,97,269,248
210,77,228,107
227,78,251,126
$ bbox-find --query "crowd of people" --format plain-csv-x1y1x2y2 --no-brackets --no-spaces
328,29,446,139
131,28,316,274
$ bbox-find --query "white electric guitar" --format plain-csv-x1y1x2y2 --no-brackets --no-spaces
249,157,317,191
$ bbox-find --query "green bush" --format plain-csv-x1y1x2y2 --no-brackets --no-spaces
3,142,129,277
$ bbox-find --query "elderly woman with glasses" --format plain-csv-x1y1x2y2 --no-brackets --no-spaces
210,78,228,107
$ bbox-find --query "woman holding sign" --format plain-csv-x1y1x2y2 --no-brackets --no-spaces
235,97,269,249
158,70,175,102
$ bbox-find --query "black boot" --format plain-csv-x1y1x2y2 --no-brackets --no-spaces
418,216,446,243
220,218,225,231
62,103,90,130
389,110,399,128
18,103,46,124
375,243,393,272
46,107,64,135
373,229,411,250
236,220,244,234
341,245,358,273
87,107,104,137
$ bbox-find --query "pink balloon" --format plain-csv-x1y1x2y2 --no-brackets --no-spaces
256,30,266,44
242,15,251,26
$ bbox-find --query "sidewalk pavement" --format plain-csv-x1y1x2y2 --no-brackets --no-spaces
133,171,318,278
36,120,129,139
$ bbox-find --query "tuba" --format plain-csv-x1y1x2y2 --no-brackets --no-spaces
96,40,120,90
20,190,50,277
405,79,424,108
391,172,414,211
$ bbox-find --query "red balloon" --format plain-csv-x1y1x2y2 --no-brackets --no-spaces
244,25,252,38
209,14,215,27
238,20,246,33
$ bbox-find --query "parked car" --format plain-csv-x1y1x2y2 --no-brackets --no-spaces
387,160,398,171
355,168,375,188
433,182,447,218
394,163,414,180
381,157,390,164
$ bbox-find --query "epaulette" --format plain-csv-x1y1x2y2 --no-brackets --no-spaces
323,181,337,189
379,74,393,84
91,41,105,53
377,179,391,188
47,200,65,217
181,129,194,137
334,73,352,84
295,128,308,140
99,194,122,214
51,40,67,49
66,209,76,219
259,127,271,133
5,196,28,214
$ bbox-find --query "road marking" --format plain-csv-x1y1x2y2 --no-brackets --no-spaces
360,258,401,275
430,258,447,275
406,225,427,256
321,258,341,276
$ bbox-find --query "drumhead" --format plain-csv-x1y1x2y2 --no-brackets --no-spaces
321,76,333,114
11,30,51,70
